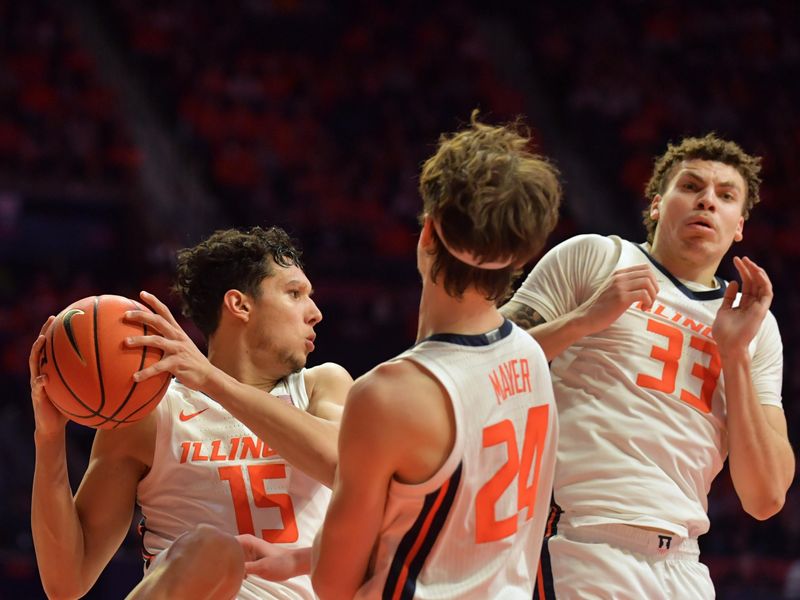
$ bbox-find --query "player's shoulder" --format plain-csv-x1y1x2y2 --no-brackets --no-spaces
343,359,450,457
552,232,622,256
305,362,353,390
353,358,436,396
348,359,442,418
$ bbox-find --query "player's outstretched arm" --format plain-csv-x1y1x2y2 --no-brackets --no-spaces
31,321,152,598
126,291,352,488
714,257,794,519
502,264,659,360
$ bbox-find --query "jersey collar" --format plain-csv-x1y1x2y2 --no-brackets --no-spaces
422,318,514,347
634,244,727,301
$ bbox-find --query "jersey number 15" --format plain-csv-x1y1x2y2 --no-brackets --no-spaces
218,464,299,543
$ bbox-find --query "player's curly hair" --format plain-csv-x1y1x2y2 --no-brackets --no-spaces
173,226,303,338
642,133,762,243
419,110,562,302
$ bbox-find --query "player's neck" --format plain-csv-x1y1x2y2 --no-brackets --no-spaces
649,243,720,288
416,281,504,342
207,334,283,392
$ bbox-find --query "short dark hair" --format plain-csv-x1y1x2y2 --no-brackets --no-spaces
173,226,303,337
419,110,562,301
642,134,762,243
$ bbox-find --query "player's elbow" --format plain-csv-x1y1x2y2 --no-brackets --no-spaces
312,572,350,600
743,492,785,521
41,578,90,600
311,574,334,599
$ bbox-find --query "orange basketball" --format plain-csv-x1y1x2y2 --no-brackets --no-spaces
40,295,171,429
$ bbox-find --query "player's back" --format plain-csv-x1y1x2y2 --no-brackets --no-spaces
355,320,558,599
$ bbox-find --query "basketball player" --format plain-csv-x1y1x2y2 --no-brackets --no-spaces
30,226,352,599
501,134,794,599
241,113,563,598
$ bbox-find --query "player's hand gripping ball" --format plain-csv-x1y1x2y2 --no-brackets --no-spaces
40,295,171,429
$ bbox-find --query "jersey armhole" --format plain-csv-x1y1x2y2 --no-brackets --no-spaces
388,356,464,498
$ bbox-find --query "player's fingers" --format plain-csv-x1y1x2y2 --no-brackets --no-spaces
631,287,657,310
614,264,653,276
733,256,753,297
721,279,738,310
641,277,659,309
742,257,772,299
126,334,175,352
617,274,660,303
30,374,50,408
31,374,49,397
244,560,274,578
235,535,262,562
139,291,181,329
29,334,47,379
38,315,55,337
125,309,176,338
132,358,174,383
235,534,261,552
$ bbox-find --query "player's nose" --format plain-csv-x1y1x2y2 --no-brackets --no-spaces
695,187,717,211
307,299,322,325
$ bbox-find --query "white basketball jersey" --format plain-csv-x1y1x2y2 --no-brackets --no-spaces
512,234,783,538
137,373,331,600
355,321,558,600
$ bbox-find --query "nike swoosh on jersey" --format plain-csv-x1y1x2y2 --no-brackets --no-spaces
179,408,209,422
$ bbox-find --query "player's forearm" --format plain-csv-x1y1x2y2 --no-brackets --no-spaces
528,306,595,361
723,352,794,520
32,431,91,599
311,470,385,599
204,370,338,487
311,514,371,600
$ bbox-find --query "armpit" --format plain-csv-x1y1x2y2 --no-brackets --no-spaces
499,301,547,329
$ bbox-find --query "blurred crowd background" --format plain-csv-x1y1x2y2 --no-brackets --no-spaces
2,1,799,598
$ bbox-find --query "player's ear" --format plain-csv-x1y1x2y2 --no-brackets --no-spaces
419,214,436,250
734,215,744,242
650,195,662,221
222,289,251,323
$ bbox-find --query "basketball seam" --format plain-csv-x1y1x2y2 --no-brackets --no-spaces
101,299,148,426
93,296,108,424
48,306,108,420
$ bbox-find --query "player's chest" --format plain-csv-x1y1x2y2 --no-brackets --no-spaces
602,292,725,418
168,399,285,467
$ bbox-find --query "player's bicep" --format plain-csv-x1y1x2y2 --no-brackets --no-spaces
500,300,548,329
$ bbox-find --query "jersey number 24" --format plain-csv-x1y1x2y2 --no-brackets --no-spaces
475,405,550,544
